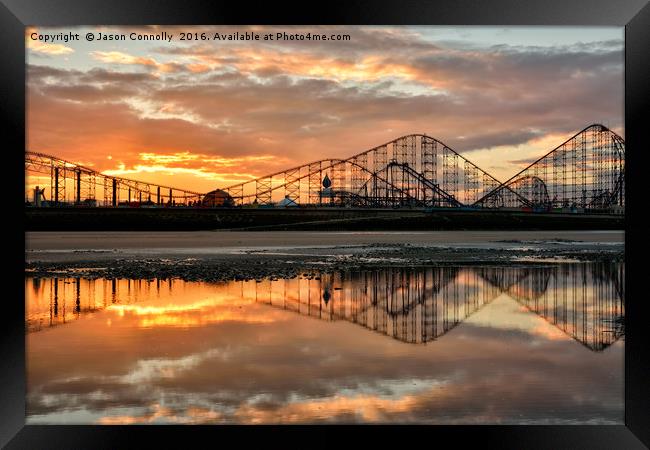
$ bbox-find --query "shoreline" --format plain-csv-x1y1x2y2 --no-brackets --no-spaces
25,230,624,282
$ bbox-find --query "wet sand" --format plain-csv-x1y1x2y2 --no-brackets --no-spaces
26,230,623,253
25,230,624,282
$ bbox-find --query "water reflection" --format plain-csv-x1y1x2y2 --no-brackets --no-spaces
26,263,624,351
25,262,624,424
478,265,624,351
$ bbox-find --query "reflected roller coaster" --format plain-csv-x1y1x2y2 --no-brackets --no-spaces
258,264,624,350
25,123,625,213
27,263,624,351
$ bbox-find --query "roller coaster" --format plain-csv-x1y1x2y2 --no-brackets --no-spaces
25,123,625,213
28,263,625,350
259,263,624,350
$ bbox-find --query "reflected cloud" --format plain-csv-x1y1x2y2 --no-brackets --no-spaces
234,392,420,423
25,262,624,424
116,348,233,383
97,404,222,424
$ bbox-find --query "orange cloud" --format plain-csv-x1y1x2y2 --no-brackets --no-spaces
109,297,285,328
25,26,74,56
138,152,276,167
26,26,623,194
234,393,420,423
90,51,180,73
27,40,74,56
192,48,431,87
530,323,572,341
98,404,222,424
102,164,258,184
187,63,210,73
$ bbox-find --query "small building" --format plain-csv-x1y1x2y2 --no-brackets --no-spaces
202,189,234,207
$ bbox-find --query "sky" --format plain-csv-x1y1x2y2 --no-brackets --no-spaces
26,26,624,193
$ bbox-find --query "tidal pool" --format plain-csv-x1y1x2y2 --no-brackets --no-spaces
25,263,624,424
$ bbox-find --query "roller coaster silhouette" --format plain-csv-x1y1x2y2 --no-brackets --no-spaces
31,263,624,351
26,124,624,213
255,264,625,351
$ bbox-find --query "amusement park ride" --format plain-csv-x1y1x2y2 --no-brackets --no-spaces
25,124,625,214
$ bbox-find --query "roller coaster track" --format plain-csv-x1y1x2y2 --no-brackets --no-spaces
25,124,625,212
29,263,624,350
26,151,204,206
220,133,516,207
473,124,625,209
254,264,624,349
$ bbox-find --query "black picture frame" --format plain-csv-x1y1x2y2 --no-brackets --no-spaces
2,0,648,447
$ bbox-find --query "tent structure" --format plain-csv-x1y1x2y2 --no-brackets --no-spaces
277,195,299,207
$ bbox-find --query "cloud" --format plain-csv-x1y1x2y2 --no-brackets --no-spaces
26,28,74,56
90,51,188,74
26,26,623,188
28,40,74,56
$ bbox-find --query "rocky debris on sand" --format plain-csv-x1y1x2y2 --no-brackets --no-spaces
25,243,623,282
